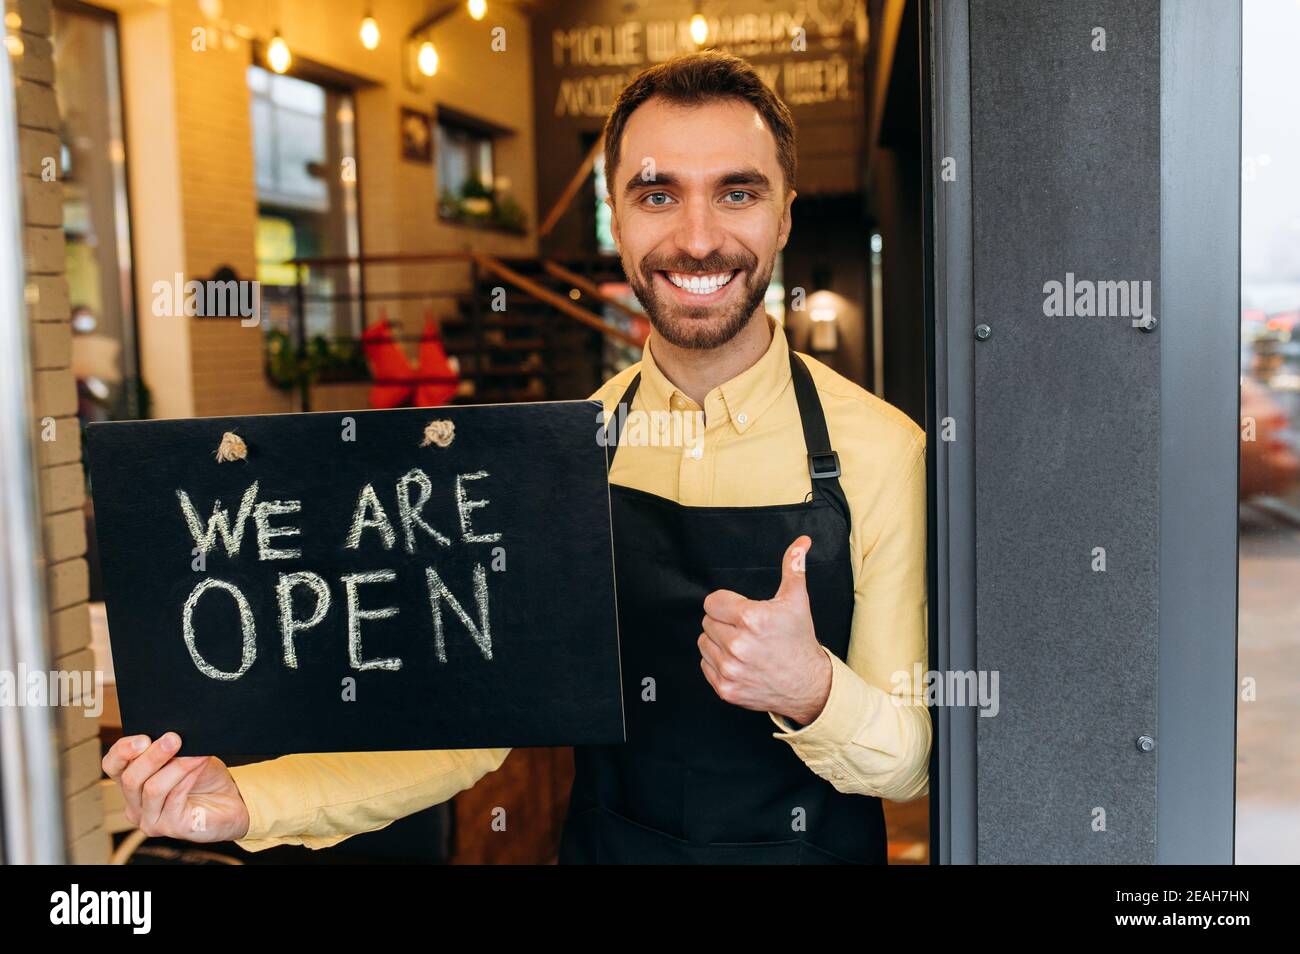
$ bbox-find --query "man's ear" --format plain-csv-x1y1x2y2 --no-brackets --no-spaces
776,188,797,252
606,195,622,254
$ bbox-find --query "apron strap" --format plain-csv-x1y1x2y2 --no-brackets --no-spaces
605,373,642,472
606,353,851,522
788,352,850,520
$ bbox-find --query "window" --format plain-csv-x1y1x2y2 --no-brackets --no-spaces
53,4,140,422
437,119,493,209
247,66,361,341
1237,0,1300,864
435,110,523,232
249,66,329,210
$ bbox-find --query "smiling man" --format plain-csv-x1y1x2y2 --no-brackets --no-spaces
102,50,929,866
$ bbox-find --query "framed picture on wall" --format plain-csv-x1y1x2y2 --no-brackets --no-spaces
400,107,433,164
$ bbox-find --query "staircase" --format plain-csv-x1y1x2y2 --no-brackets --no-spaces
443,256,640,403
282,252,645,410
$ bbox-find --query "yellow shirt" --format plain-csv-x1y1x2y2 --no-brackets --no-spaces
230,317,929,852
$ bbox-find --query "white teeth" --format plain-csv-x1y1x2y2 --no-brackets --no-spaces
666,271,734,295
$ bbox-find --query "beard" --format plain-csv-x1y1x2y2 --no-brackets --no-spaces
624,248,774,350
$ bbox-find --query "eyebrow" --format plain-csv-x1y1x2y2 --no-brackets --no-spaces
623,169,680,196
718,168,772,192
622,167,773,197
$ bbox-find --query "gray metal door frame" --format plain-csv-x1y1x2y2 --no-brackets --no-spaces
924,0,1240,864
923,0,978,866
1154,0,1240,864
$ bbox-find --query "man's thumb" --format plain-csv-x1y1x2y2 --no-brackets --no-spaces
774,535,812,604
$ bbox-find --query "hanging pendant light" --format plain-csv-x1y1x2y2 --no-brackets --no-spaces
267,30,291,73
359,9,380,49
418,40,439,77
689,13,708,46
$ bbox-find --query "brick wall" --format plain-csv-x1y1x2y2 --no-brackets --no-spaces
9,0,109,864
171,2,289,418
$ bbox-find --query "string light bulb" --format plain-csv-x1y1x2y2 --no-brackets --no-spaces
359,11,380,49
267,31,291,73
467,0,487,20
418,40,439,77
689,13,708,46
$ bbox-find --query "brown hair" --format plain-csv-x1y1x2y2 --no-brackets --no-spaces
602,50,797,201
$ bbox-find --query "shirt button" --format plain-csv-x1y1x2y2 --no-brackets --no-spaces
737,411,748,425
689,445,703,460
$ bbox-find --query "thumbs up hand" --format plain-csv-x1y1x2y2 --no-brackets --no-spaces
699,535,833,725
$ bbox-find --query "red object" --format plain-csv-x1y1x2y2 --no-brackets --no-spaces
630,315,650,347
414,315,460,407
361,315,416,409
361,309,461,409
1267,311,1300,333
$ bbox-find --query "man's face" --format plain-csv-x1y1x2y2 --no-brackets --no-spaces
608,96,795,350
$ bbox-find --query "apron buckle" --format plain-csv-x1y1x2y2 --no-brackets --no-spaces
808,451,841,480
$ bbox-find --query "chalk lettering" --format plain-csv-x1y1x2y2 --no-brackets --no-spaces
342,570,403,671
177,482,259,558
254,499,303,560
345,483,397,550
425,563,493,663
276,571,331,668
397,468,452,552
182,578,256,681
455,471,502,544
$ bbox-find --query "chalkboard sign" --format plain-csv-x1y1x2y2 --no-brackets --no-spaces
86,401,624,756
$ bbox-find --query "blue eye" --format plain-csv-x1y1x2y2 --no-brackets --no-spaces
645,192,672,206
724,190,752,203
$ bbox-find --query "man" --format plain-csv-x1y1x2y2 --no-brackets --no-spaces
102,50,929,865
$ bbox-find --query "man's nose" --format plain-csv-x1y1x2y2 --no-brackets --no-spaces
671,197,725,261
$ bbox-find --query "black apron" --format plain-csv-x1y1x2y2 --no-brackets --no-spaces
557,352,888,864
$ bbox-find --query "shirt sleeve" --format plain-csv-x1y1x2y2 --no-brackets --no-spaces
228,747,512,851
767,434,930,802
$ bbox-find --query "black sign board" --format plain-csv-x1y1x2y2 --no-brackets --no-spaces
86,401,624,756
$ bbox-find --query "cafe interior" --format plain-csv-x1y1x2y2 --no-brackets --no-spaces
6,0,930,864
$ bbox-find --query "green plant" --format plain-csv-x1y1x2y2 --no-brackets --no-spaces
264,329,368,391
492,193,526,231
264,328,303,390
437,178,527,232
459,176,493,200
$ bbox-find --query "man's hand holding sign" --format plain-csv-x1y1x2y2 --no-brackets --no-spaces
698,535,833,727
102,733,249,842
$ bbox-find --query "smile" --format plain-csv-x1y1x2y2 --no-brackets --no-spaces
661,270,738,296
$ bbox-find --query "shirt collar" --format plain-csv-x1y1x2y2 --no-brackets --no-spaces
637,315,790,435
